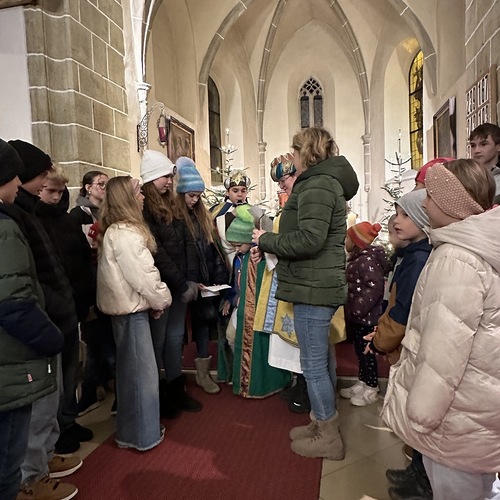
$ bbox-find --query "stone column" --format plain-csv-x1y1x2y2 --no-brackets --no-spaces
258,140,267,201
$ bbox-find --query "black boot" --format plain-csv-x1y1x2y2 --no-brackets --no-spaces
167,375,203,412
387,452,432,500
279,374,300,402
287,374,311,414
159,378,180,419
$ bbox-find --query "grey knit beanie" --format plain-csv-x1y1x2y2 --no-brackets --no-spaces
396,189,429,232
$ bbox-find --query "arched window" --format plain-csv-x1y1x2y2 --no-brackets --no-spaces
208,77,223,183
299,78,323,129
409,51,424,170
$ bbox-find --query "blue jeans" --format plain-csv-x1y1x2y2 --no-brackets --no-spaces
293,303,338,420
150,298,187,382
0,405,32,500
112,312,162,451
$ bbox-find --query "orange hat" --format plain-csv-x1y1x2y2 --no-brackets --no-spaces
347,221,381,250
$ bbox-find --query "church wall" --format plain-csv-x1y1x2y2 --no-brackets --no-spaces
13,0,130,202
263,21,364,216
465,0,500,123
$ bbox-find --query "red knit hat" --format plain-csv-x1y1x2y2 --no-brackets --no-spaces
347,221,381,250
415,157,455,185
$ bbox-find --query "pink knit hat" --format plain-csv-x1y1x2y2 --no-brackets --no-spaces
425,163,484,220
415,157,455,185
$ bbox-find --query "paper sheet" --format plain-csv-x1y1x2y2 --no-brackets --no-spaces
200,284,231,297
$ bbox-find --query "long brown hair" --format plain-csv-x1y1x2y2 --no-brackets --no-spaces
291,127,339,169
142,181,177,224
175,193,214,244
99,176,156,252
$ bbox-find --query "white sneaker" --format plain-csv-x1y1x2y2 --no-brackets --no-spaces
350,386,379,406
339,380,366,399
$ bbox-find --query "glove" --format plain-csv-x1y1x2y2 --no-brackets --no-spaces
180,281,199,303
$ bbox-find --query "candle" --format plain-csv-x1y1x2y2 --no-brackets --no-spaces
347,213,357,228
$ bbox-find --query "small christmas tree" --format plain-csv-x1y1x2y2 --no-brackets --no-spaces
379,131,411,231
203,138,258,209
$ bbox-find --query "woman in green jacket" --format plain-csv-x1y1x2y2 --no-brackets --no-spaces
252,127,358,460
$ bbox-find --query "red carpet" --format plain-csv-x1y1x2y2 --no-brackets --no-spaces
71,383,322,500
182,340,390,378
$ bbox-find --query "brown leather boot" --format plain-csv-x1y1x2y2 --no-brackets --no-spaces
290,413,345,460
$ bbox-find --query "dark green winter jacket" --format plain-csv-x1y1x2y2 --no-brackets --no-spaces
258,155,359,307
0,209,63,411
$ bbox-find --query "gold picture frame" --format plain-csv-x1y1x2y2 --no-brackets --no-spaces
167,117,195,162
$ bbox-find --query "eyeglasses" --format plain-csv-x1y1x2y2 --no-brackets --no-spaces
92,182,107,189
278,175,291,187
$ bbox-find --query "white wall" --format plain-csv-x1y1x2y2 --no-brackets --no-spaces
0,7,32,142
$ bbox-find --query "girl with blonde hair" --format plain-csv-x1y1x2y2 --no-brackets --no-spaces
253,127,359,459
97,176,171,451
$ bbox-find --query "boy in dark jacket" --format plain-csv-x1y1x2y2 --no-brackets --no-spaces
37,164,96,443
3,140,84,498
340,221,386,406
0,139,64,500
366,190,432,364
365,189,433,500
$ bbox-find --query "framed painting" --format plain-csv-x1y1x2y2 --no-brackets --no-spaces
167,117,195,163
433,97,457,158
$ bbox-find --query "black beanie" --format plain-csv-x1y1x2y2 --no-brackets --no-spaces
0,138,24,186
8,139,52,184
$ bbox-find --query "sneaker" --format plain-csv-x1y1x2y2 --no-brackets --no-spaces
17,475,78,500
49,455,83,478
78,390,101,417
339,380,366,399
110,398,117,416
65,422,93,442
350,385,379,406
77,399,100,417
287,397,311,414
54,432,80,455
287,375,311,414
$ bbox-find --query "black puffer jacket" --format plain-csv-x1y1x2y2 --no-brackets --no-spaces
143,205,198,296
188,212,229,286
3,188,78,334
36,189,94,322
